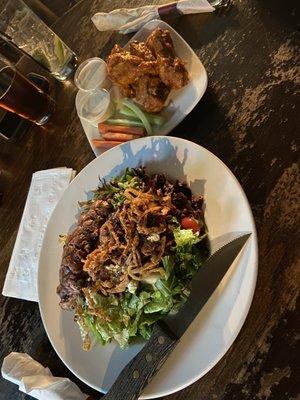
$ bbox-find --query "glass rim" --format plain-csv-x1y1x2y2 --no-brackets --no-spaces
0,62,16,100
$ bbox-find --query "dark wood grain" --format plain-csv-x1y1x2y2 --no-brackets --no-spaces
104,323,178,400
0,0,299,400
38,0,80,18
24,0,57,25
0,0,57,26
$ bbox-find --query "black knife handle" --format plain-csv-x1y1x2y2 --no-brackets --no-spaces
103,323,179,400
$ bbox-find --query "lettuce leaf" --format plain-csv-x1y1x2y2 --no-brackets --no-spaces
102,168,142,209
174,228,202,247
79,168,143,212
76,288,154,348
139,314,161,339
144,289,172,314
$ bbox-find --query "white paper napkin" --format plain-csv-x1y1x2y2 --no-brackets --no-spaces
2,168,76,302
92,0,214,34
2,353,87,400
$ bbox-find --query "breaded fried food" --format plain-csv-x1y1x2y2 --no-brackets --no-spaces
106,44,141,87
129,41,155,61
106,29,188,112
107,44,159,100
133,75,170,113
146,28,189,90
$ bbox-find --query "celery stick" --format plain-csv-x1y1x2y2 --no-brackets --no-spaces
119,105,165,126
120,100,152,135
106,118,144,127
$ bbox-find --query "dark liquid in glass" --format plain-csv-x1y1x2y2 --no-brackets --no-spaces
0,66,54,125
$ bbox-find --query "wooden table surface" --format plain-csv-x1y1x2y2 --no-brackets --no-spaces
0,1,299,399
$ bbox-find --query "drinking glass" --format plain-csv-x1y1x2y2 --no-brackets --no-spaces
0,57,55,125
0,0,77,81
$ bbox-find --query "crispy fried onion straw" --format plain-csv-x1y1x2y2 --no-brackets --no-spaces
83,188,174,295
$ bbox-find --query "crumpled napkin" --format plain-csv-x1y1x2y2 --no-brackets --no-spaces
1,352,88,400
92,0,214,34
2,168,76,302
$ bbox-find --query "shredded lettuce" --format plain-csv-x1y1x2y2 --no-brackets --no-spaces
98,168,142,209
174,228,202,247
79,168,143,212
76,290,154,348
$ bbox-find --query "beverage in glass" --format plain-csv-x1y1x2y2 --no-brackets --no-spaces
0,58,55,125
0,0,77,81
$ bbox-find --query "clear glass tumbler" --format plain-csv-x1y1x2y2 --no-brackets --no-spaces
0,57,55,125
0,0,77,81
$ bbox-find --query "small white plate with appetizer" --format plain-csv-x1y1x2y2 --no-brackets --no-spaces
76,20,208,157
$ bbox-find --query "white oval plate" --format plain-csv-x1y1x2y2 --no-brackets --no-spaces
78,20,208,157
38,137,258,399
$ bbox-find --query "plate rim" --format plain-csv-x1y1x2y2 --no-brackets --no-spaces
38,136,258,399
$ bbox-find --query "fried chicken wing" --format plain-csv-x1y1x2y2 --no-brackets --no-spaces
129,41,155,61
133,75,170,113
110,43,123,55
106,44,159,99
106,47,142,87
157,55,189,90
119,84,135,98
106,28,188,113
146,28,174,59
146,28,189,90
138,60,158,76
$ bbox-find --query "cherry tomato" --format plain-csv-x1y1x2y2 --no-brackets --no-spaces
181,217,200,233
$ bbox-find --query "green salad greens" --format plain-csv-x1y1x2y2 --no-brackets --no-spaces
76,228,207,350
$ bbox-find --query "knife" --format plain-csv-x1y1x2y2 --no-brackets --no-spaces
103,233,251,400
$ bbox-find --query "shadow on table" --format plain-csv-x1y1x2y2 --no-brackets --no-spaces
172,87,236,166
170,5,240,49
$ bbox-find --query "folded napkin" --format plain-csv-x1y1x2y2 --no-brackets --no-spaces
92,0,214,34
2,352,88,400
2,168,76,302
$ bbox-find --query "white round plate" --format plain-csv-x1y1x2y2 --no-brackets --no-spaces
38,137,258,399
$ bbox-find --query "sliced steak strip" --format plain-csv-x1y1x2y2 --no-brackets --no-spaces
57,200,113,310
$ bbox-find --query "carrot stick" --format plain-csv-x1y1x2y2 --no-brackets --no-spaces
92,139,123,149
102,132,139,142
98,123,145,136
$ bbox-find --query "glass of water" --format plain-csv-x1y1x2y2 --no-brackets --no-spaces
0,0,77,81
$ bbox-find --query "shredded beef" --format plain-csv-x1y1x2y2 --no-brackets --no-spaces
173,181,192,199
149,174,166,191
57,200,113,310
